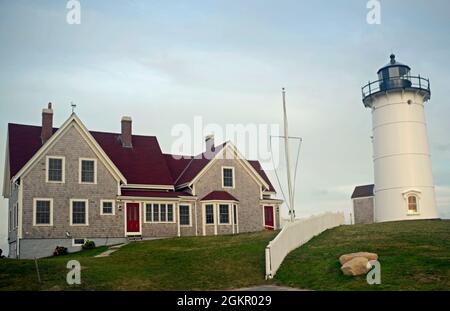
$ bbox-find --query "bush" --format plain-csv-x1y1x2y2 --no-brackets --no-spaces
82,240,96,250
53,246,68,256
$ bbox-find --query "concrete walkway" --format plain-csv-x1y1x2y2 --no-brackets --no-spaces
94,243,128,258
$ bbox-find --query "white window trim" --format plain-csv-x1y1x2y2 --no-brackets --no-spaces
100,199,115,216
70,199,89,226
72,238,86,247
179,203,192,227
218,203,231,225
79,158,97,184
33,198,54,226
143,202,176,224
221,166,235,189
46,156,65,183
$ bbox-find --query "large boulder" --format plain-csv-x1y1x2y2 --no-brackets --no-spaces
339,252,378,265
341,257,370,276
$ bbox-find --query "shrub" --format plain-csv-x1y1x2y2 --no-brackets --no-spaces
53,246,68,256
82,240,96,250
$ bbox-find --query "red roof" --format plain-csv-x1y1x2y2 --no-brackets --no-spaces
174,143,227,185
120,189,192,198
6,123,275,192
201,191,239,202
90,131,173,186
248,160,275,192
8,124,57,177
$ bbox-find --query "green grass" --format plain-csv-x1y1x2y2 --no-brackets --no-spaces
275,219,450,290
1,220,449,291
0,231,277,291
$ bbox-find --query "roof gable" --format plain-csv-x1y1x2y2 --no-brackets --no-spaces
9,114,127,184
172,142,272,191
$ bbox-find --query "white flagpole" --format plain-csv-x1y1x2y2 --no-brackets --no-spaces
282,88,295,222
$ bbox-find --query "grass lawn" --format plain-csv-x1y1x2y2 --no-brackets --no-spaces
1,220,449,291
0,231,278,291
275,219,450,290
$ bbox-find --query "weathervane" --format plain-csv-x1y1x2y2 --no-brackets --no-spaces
71,102,77,114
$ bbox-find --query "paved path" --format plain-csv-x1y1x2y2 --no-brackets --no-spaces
94,243,128,258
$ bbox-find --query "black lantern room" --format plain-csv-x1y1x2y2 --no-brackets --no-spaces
361,54,431,107
377,54,411,91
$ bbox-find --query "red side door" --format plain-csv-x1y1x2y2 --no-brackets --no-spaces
264,206,274,229
126,203,140,233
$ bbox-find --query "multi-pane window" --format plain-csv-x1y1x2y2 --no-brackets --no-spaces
179,205,190,226
145,204,152,222
153,203,160,222
101,201,114,215
71,200,88,225
35,200,51,225
205,204,214,224
223,167,234,188
167,204,174,222
48,157,63,182
408,195,418,213
81,159,96,183
145,203,174,223
219,204,230,224
160,204,167,222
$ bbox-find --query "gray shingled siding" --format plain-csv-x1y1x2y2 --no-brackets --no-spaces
193,155,264,235
21,126,123,240
15,124,276,258
353,197,374,224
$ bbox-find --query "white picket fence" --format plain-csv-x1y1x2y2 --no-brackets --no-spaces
265,212,345,279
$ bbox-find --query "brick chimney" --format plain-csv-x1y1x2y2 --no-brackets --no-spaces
205,134,215,153
41,102,53,144
121,116,133,148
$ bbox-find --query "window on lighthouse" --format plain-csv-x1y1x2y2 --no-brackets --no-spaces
407,195,418,214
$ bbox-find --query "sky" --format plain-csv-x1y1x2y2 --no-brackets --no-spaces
0,0,449,255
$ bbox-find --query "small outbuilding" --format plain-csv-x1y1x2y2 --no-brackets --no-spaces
351,184,374,224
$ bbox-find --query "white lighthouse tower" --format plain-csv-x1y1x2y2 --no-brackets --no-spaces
362,54,438,222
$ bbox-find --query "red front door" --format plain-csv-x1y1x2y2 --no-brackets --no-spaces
126,203,140,233
264,206,274,229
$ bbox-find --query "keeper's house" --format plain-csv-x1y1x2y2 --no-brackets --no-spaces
3,104,282,258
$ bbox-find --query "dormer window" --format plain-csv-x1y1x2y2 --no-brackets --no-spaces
46,156,65,183
222,167,234,188
79,158,97,184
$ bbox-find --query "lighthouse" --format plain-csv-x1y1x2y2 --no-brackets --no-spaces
361,54,438,222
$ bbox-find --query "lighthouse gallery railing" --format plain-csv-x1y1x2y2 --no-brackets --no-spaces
362,75,430,100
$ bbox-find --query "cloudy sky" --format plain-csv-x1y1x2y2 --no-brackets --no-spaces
1,0,449,254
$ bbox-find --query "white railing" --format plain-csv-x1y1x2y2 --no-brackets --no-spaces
265,212,345,279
